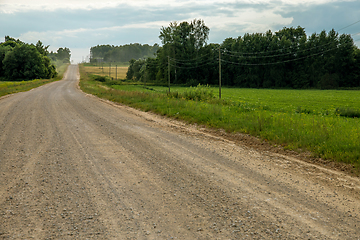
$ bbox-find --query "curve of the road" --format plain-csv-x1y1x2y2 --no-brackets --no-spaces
1,65,359,239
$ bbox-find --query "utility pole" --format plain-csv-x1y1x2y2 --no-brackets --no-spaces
144,63,147,87
109,62,111,78
219,47,222,99
115,65,117,80
168,56,170,93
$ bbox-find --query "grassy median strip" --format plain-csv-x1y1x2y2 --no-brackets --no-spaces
0,64,69,98
79,64,360,170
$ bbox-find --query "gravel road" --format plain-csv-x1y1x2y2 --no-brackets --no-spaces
1,65,359,239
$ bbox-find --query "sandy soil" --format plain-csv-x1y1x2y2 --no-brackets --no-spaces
0,65,359,239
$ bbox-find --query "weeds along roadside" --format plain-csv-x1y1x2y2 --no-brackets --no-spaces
79,65,360,171
0,64,69,98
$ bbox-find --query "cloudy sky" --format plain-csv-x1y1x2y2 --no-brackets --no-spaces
1,0,360,63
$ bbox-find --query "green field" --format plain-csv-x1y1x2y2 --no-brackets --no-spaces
112,85,360,116
79,65,360,170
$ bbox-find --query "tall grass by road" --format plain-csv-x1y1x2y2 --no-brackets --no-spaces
79,64,360,171
0,64,69,98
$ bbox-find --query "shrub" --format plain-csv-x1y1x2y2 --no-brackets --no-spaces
296,106,312,114
91,75,110,82
335,108,360,118
168,84,215,101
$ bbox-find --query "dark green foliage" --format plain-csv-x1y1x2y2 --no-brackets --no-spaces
90,43,159,63
335,108,360,118
158,19,211,85
218,27,359,89
0,44,15,77
56,47,71,63
126,59,136,80
35,40,49,56
296,106,312,114
4,36,24,46
47,47,71,65
124,19,213,85
3,44,56,80
91,75,111,82
126,59,146,81
0,36,58,80
122,22,360,89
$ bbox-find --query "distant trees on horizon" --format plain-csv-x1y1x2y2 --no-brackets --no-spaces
90,43,159,63
123,19,360,89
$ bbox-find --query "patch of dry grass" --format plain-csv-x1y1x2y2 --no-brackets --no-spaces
83,65,128,80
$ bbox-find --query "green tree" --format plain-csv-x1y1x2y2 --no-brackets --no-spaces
35,40,49,56
126,59,136,80
158,19,210,84
0,42,18,78
4,36,24,46
57,47,71,63
126,59,146,81
3,44,56,80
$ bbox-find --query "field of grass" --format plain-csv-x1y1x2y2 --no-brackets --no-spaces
79,64,360,171
116,85,360,116
0,64,69,98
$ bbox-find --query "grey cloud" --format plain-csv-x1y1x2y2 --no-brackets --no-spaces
276,1,360,36
1,0,359,61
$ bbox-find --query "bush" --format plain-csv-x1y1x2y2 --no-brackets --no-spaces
168,84,215,101
2,44,56,80
92,75,111,82
335,108,360,118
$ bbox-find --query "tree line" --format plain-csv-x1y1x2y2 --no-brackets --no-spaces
48,47,71,64
126,19,360,89
0,36,71,81
90,43,159,63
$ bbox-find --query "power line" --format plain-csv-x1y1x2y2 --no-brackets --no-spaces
168,52,213,63
130,20,360,72
141,39,353,69
169,56,217,66
221,41,334,57
219,46,337,66
337,20,360,32
169,59,217,69
218,20,360,56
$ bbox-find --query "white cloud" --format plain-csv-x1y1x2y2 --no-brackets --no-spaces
18,28,88,44
17,20,167,41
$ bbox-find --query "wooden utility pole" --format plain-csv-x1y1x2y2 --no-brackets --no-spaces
168,56,170,93
115,65,117,80
219,47,222,99
109,62,111,77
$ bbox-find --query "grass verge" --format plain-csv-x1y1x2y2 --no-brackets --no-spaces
0,64,69,98
79,64,360,172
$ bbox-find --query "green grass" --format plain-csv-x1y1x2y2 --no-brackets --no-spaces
0,64,69,98
79,65,360,170
114,85,360,117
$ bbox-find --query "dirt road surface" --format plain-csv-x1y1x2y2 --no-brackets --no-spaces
1,65,359,239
